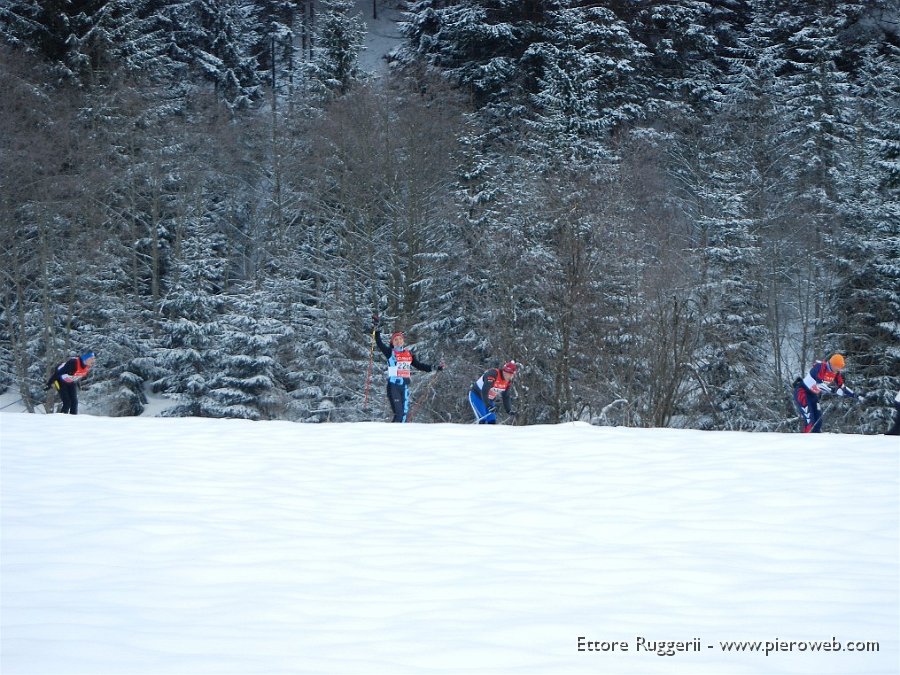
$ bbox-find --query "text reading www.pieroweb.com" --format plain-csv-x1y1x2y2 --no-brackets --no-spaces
577,637,881,657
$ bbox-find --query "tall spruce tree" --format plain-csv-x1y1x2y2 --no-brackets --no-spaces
253,0,301,97
829,45,900,432
180,0,263,110
205,294,282,420
0,0,178,84
307,0,364,95
719,3,798,385
524,1,648,158
155,230,227,417
631,0,721,117
394,0,549,109
693,199,773,430
775,2,860,395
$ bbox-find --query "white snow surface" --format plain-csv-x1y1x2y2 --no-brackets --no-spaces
1,413,898,675
354,0,403,77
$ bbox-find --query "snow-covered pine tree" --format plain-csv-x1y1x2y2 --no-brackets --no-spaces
87,0,188,82
433,2,647,423
155,229,226,417
204,294,282,420
178,0,263,111
780,3,855,212
828,45,900,432
523,1,648,162
307,0,365,95
631,0,721,119
0,0,178,85
774,2,856,361
715,4,800,387
393,0,546,111
250,270,328,422
693,198,773,430
0,0,103,81
254,0,301,100
656,9,778,429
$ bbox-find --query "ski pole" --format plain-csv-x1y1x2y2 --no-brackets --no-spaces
363,316,378,408
472,411,509,424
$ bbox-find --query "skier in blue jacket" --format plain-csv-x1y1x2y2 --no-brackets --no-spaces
372,317,442,422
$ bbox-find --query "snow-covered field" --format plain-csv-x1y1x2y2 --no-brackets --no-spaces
1,411,897,675
354,0,403,77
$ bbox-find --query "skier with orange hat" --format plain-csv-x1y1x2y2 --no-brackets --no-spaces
470,361,518,424
792,353,862,433
372,317,443,423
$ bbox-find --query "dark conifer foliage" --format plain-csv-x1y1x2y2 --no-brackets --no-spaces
1,0,896,431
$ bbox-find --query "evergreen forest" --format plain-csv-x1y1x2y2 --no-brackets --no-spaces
1,0,898,432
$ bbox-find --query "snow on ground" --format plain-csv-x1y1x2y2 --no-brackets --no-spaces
354,0,404,77
1,412,898,675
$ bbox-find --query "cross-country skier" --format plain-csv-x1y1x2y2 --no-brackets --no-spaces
470,361,518,424
373,317,442,423
46,351,96,415
886,391,900,436
792,353,862,433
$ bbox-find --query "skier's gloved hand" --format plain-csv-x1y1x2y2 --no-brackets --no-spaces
817,383,832,395
508,410,517,417
436,361,445,371
856,392,866,403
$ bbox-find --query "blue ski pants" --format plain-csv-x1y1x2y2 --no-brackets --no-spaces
469,391,496,424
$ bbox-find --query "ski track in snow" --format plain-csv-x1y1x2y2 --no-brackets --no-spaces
1,414,898,675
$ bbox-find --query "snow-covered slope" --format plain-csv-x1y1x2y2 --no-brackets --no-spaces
354,0,404,77
1,414,897,674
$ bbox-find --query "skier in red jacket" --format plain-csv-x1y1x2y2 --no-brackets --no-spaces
46,352,96,414
470,361,518,424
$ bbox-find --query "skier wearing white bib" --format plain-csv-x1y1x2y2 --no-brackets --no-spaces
372,318,442,422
